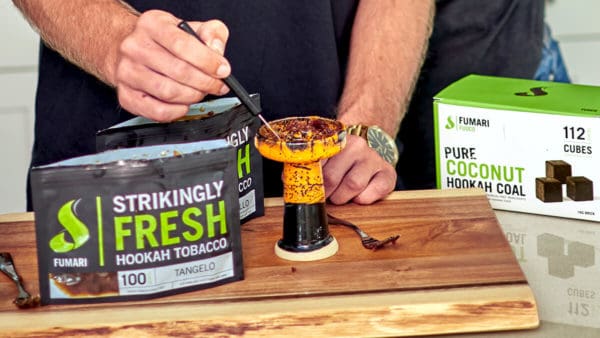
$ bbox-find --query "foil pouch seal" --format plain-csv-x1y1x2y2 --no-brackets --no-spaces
96,96,264,223
30,140,243,305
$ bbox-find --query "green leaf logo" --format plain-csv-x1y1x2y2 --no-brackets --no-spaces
515,86,548,97
49,199,90,253
444,116,455,129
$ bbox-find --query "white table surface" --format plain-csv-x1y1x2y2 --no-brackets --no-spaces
455,210,600,337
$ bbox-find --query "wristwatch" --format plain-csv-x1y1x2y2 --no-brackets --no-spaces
347,124,399,166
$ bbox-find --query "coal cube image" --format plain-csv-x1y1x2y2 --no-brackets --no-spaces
566,176,594,201
545,160,572,184
536,177,562,202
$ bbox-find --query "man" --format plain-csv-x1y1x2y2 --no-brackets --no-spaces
13,0,435,209
397,0,545,190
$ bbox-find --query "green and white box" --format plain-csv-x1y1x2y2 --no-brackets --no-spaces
434,75,600,221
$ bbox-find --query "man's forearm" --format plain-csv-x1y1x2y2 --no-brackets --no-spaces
12,0,139,85
337,0,434,137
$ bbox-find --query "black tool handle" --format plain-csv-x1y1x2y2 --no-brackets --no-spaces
177,21,262,116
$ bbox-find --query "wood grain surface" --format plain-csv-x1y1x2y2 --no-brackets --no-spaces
0,188,539,337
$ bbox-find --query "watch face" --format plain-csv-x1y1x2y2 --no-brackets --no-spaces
366,127,399,166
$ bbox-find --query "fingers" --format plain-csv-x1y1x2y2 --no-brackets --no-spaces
324,136,397,205
148,16,231,79
190,20,230,56
116,53,205,104
352,169,397,205
115,10,231,121
117,85,190,122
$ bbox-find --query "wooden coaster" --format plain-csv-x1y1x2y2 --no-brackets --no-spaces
274,237,339,261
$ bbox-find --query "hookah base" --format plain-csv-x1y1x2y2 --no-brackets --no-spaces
274,237,338,261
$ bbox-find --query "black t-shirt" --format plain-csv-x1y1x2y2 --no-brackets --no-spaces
29,0,544,208
398,0,544,189
30,0,358,206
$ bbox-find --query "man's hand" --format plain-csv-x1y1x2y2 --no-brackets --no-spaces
323,135,396,205
115,10,231,122
11,1,233,123
332,0,434,204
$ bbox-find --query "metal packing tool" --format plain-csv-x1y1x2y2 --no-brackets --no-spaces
177,20,280,140
0,252,40,308
327,214,400,251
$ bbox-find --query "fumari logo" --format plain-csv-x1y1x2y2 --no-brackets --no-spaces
537,233,595,279
49,199,90,253
444,116,455,130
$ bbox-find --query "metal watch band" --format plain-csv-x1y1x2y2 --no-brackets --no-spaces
346,124,369,139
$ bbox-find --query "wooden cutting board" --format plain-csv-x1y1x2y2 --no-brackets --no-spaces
0,188,538,337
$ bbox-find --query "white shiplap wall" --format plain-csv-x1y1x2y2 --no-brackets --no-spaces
0,2,38,214
546,0,600,86
0,1,599,213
